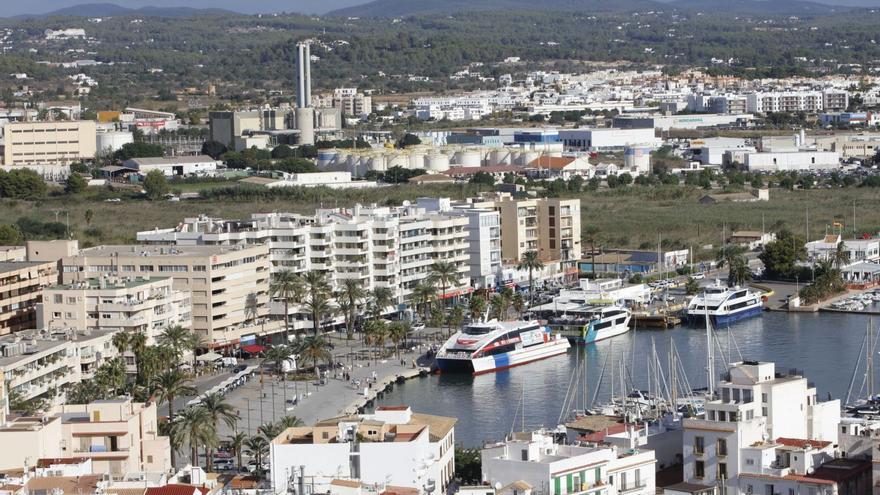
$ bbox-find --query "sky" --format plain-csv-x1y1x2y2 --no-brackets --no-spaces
3,0,880,17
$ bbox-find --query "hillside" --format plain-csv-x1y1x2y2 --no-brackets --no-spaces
12,3,236,18
329,0,848,17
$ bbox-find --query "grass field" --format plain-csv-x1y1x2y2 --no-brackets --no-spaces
3,184,879,257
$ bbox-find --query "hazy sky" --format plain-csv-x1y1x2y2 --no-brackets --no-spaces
3,0,880,17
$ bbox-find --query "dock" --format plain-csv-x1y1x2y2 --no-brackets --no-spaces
340,365,431,416
630,301,687,329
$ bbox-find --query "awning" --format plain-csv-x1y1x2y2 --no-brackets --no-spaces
241,344,266,354
196,351,223,362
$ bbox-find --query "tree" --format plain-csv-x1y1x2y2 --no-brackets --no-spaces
397,133,421,148
243,435,269,477
200,393,239,471
0,169,47,199
270,270,304,341
470,172,496,187
411,282,437,321
143,170,169,200
297,335,333,380
114,142,164,161
716,244,749,287
84,209,94,227
157,325,192,365
517,251,544,309
302,271,332,335
388,321,408,357
338,279,367,340
364,319,388,362
448,306,465,331
172,406,217,470
271,144,295,159
684,277,700,295
429,261,457,306
468,295,487,320
455,447,482,485
201,140,228,159
511,293,525,318
262,345,294,379
369,286,394,322
759,230,808,280
65,173,88,194
227,432,248,470
833,241,851,270
0,225,21,245
583,226,600,275
278,415,304,428
152,369,197,467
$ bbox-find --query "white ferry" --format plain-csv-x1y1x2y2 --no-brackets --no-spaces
434,320,570,375
687,282,764,325
531,304,632,344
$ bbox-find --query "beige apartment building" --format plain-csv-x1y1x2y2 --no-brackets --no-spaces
60,245,275,347
0,398,171,475
2,120,97,166
0,261,59,336
38,276,192,344
466,194,582,264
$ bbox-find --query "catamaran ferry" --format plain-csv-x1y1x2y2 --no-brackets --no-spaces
687,283,764,325
434,320,570,375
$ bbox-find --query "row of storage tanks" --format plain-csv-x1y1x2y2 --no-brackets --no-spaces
317,144,567,177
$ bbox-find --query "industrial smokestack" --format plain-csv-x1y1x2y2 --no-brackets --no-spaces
296,41,312,108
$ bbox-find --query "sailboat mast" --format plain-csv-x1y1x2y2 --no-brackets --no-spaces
705,292,715,398
869,319,874,398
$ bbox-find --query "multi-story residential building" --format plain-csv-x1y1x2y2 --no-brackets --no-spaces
59,245,275,348
481,429,656,495
682,361,840,495
0,328,119,405
136,199,474,315
0,261,59,337
465,195,582,265
37,276,192,345
0,371,6,425
822,89,849,112
453,207,502,289
313,88,373,117
2,120,97,166
270,406,456,494
0,398,171,475
746,91,825,114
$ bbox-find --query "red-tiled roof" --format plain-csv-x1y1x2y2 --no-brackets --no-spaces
36,458,89,467
775,438,832,449
377,406,409,411
527,156,576,169
145,484,209,495
381,486,419,495
444,165,524,175
740,473,835,486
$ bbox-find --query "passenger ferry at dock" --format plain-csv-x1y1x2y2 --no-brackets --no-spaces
686,282,764,325
434,320,570,375
535,305,632,344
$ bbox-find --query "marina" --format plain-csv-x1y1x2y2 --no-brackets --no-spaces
374,310,873,446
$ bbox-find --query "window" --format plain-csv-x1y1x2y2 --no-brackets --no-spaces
521,450,528,461
53,294,62,303
695,460,705,478
635,469,641,487
621,472,628,490
762,407,768,416
718,438,727,456
762,393,768,403
694,436,705,454
718,462,727,480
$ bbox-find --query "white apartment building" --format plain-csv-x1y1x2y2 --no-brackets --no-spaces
59,245,274,348
746,91,825,114
270,406,456,494
481,429,656,495
38,276,192,345
136,199,474,314
0,328,120,405
682,362,840,495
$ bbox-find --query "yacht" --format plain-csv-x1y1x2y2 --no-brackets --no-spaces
540,305,632,344
687,283,764,325
434,320,570,375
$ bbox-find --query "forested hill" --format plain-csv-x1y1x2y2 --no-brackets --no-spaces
328,0,848,17
10,3,236,18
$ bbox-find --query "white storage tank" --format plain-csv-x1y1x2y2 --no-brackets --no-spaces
518,150,541,166
453,149,482,168
424,153,451,172
386,153,408,169
408,151,426,170
365,153,388,173
490,149,513,165
96,131,134,155
624,146,652,173
317,150,340,169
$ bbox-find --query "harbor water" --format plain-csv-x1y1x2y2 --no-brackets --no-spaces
375,311,872,447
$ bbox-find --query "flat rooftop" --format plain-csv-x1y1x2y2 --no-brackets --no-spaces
49,276,170,291
74,244,262,258
0,328,117,367
0,261,52,273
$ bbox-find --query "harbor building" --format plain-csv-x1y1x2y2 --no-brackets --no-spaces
270,406,456,494
481,429,656,495
682,362,841,495
59,245,275,349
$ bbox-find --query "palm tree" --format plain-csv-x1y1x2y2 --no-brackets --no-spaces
304,291,334,336
278,415,304,428
429,261,458,307
157,325,190,365
185,331,207,368
387,321,408,358
338,279,367,340
297,335,332,380
468,295,487,320
243,435,269,477
834,241,851,270
369,286,394,321
172,406,217,470
262,345,294,380
729,256,751,286
151,369,197,467
511,293,526,318
95,357,127,395
447,306,465,331
270,270,303,341
200,393,239,471
411,282,437,321
111,332,130,355
129,331,147,384
583,225,600,275
227,432,248,470
257,422,283,441
363,319,388,362
517,251,544,309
